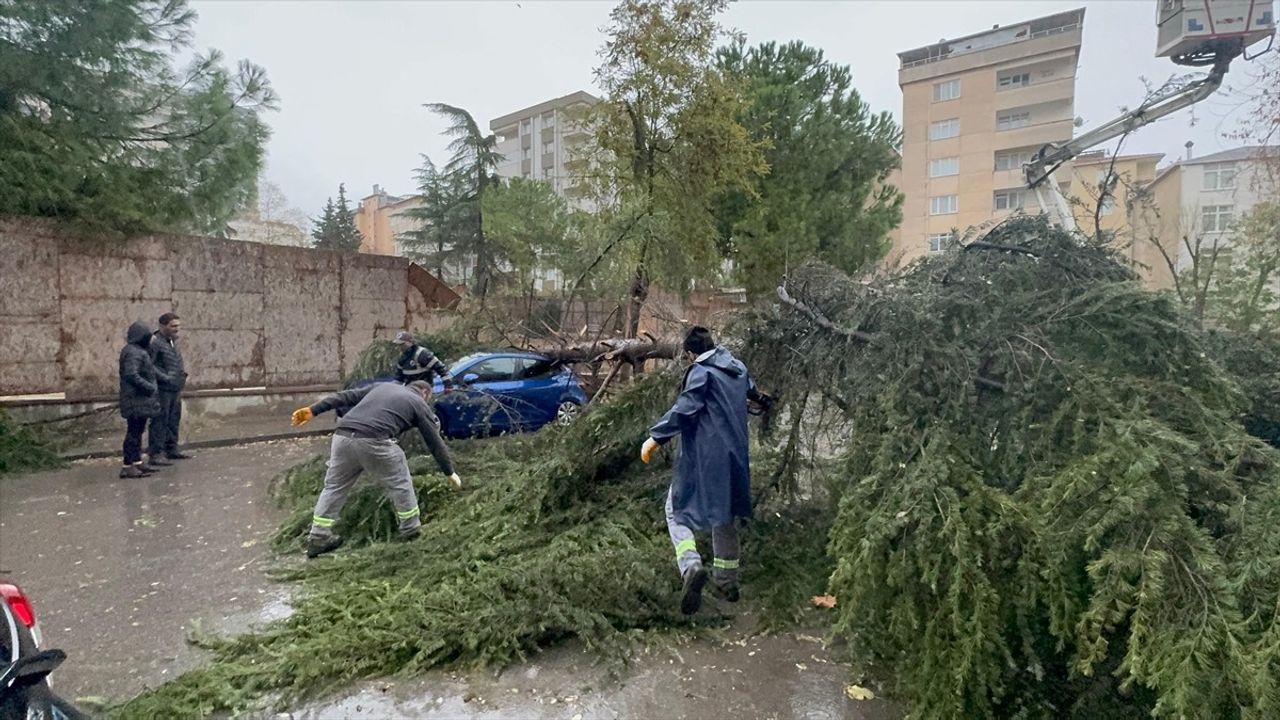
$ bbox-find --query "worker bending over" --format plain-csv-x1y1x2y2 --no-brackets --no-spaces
291,380,462,559
641,326,756,614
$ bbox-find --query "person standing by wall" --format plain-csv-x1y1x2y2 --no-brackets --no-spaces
146,312,190,466
118,321,162,479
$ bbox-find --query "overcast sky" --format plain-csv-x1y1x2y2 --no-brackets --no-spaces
188,0,1267,218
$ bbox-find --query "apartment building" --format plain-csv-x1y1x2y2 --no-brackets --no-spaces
490,90,599,206
1131,146,1278,288
354,185,422,257
893,8,1086,261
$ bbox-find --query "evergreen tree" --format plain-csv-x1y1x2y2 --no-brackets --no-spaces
0,0,276,234
310,186,362,252
716,40,903,298
398,157,460,280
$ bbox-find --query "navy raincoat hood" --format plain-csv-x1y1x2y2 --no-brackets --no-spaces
649,346,754,530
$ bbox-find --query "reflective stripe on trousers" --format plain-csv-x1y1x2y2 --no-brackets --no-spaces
309,434,422,539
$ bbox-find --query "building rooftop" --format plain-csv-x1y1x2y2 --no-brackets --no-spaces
1180,145,1276,166
489,90,600,131
898,8,1085,70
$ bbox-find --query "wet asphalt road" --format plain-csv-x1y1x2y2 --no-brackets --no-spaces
1,438,899,719
0,438,326,701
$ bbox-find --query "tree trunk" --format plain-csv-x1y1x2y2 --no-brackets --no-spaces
626,263,650,339
533,337,679,365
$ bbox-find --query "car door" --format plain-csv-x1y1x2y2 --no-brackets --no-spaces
511,357,565,428
458,356,525,434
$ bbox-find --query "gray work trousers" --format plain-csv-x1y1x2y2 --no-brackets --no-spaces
147,391,182,457
310,434,421,539
665,486,740,585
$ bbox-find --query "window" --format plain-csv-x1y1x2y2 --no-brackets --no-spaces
998,71,1031,89
1202,205,1234,233
520,119,531,134
997,110,1031,131
521,147,532,160
466,357,522,382
1203,162,1237,190
1100,195,1116,217
927,233,954,254
994,149,1035,171
933,79,961,102
929,118,960,140
542,141,554,155
930,195,958,215
542,167,554,180
929,157,960,177
542,111,556,127
994,189,1029,211
519,358,557,380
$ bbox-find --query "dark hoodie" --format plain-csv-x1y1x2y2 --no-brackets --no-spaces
119,321,161,419
649,346,755,529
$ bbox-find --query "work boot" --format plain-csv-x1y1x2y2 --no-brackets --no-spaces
306,534,344,559
167,451,193,460
148,455,173,467
119,465,145,479
712,577,740,603
396,528,422,543
680,564,708,615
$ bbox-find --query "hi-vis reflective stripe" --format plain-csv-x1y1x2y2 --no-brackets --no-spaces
397,506,421,519
713,558,740,570
675,539,697,557
312,515,335,528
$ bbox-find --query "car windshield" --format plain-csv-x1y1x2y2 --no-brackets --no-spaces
449,354,483,376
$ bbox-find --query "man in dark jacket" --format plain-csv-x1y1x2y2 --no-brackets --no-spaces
147,312,190,466
393,331,455,387
641,327,755,614
290,380,461,558
119,321,163,479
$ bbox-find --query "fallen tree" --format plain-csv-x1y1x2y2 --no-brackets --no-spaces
737,216,1280,718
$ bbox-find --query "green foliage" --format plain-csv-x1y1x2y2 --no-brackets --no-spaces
482,177,579,298
0,0,275,234
715,40,903,298
1211,201,1280,334
310,184,362,252
580,0,767,335
0,411,63,477
112,373,702,716
408,103,506,302
740,216,1280,718
398,157,467,281
1208,328,1280,448
343,331,479,387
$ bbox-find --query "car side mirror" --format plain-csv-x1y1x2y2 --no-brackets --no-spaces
463,373,480,384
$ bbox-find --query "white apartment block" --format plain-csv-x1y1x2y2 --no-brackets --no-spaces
490,91,598,207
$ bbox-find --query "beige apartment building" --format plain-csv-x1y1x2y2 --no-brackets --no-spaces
892,8,1086,262
489,90,599,205
355,185,422,257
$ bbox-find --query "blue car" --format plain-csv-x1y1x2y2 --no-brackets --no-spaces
352,351,589,439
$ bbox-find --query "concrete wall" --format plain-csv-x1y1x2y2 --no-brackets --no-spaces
0,217,458,400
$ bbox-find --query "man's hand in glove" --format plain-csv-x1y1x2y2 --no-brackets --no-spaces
640,437,660,464
291,407,314,427
449,473,463,489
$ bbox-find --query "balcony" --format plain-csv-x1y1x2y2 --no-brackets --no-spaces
995,119,1074,150
995,76,1075,110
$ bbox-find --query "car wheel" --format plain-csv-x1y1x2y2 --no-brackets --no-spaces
556,401,581,426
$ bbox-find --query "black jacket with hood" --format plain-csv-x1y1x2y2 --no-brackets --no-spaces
119,321,161,419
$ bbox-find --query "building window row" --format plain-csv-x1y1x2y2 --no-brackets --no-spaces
994,189,1030,211
996,109,1031,131
933,79,961,102
1202,204,1234,233
929,157,959,177
930,117,960,140
997,71,1031,90
930,195,958,215
1203,162,1237,190
927,232,955,254
995,148,1035,171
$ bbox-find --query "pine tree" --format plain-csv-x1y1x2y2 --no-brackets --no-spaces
0,0,276,234
311,186,362,252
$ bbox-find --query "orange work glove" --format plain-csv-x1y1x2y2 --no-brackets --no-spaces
640,437,660,464
291,407,314,427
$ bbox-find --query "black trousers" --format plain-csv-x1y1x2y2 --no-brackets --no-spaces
147,392,182,457
123,417,148,465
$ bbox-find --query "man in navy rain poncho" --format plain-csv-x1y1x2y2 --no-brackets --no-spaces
642,326,758,614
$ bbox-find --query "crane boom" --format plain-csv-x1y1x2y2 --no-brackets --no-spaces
1023,52,1234,232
